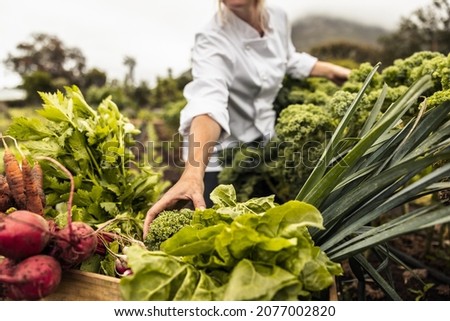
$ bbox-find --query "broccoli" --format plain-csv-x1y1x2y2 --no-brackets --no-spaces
144,208,193,251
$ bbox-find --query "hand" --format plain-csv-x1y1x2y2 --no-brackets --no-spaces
327,64,351,86
310,61,351,86
143,172,206,238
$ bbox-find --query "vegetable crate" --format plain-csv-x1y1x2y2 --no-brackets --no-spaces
44,270,122,301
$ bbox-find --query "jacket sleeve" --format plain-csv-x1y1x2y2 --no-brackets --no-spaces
280,9,318,79
179,32,235,140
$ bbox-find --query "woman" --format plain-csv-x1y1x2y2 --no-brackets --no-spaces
143,0,350,237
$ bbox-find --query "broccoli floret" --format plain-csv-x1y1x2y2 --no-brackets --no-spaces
144,209,193,251
273,76,339,114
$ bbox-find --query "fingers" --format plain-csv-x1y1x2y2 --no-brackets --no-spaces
191,192,206,210
142,190,206,239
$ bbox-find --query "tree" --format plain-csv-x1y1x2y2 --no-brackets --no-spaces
379,0,450,64
150,69,184,108
84,68,107,88
123,56,136,88
4,33,87,87
132,81,152,107
21,71,54,103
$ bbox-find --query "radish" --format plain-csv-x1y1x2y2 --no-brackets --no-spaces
115,256,132,276
0,254,61,300
36,156,98,269
0,210,50,260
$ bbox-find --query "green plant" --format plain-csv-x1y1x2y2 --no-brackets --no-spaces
6,86,168,239
408,283,434,301
296,64,450,299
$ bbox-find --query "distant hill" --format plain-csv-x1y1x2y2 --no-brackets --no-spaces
291,15,388,52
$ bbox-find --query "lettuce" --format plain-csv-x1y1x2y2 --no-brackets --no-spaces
120,185,342,301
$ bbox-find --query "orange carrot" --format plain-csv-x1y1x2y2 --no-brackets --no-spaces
22,158,44,216
0,174,13,212
31,162,46,209
3,149,26,209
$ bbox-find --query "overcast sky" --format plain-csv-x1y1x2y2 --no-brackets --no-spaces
0,0,433,88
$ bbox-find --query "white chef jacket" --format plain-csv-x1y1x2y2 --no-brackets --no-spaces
179,5,318,171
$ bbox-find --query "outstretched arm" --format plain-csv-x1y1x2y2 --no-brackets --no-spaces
309,61,351,85
143,114,221,238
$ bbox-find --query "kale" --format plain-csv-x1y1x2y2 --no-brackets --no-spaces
218,51,450,203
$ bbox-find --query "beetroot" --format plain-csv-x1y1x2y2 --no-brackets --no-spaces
35,157,98,269
0,257,14,276
51,221,98,269
0,257,15,298
0,210,50,260
0,254,61,300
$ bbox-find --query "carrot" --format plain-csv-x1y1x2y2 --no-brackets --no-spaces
21,158,44,216
3,149,26,210
31,162,46,208
0,174,13,212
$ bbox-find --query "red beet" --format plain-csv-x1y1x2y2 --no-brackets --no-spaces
0,255,61,300
0,210,50,260
51,221,98,269
0,258,15,299
0,257,14,278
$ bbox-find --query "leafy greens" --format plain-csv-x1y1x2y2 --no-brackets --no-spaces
120,185,342,300
7,86,167,238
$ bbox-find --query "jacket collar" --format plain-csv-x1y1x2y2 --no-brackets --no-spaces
222,6,273,40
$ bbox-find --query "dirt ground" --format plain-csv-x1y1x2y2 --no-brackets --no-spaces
337,227,450,301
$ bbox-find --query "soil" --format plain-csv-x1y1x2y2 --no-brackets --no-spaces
337,226,450,301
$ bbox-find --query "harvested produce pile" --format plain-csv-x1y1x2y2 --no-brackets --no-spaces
3,86,169,278
123,185,342,301
0,150,98,300
2,52,449,301
0,88,171,300
0,143,45,216
6,86,167,239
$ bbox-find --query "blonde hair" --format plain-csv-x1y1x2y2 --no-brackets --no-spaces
218,0,267,31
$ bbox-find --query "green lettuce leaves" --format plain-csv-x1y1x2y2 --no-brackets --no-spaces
120,185,342,301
